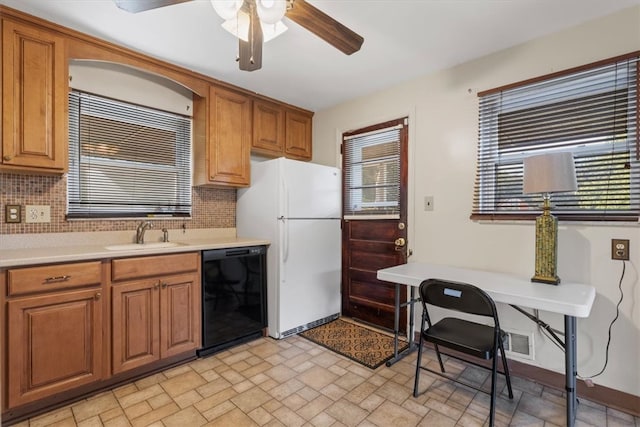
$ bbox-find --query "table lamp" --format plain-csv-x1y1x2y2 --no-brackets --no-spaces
523,152,577,284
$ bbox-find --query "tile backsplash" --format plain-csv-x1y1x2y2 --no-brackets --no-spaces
0,172,236,234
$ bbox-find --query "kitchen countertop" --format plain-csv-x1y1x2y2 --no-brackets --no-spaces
0,229,270,268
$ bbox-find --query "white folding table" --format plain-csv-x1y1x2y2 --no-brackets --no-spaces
377,262,596,427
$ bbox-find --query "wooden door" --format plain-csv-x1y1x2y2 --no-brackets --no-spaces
111,279,160,374
2,20,67,172
341,118,409,331
160,273,201,358
284,109,312,160
207,86,251,186
7,288,103,407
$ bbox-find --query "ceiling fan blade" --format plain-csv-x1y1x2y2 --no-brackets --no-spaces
286,0,363,55
113,0,191,13
239,2,263,71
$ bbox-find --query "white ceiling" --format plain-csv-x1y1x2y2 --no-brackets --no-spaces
2,0,639,111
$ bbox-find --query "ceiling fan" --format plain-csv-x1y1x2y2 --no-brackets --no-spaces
113,0,364,71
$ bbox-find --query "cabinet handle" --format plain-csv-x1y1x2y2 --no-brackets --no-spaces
44,275,71,283
95,292,102,300
154,281,160,289
161,282,167,289
3,155,13,161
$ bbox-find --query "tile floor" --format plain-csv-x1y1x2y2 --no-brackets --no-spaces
13,334,640,427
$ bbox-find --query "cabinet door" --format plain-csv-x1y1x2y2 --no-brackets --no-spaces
160,273,201,358
7,288,103,408
2,20,67,172
208,86,251,186
252,99,284,157
285,109,312,160
112,279,160,374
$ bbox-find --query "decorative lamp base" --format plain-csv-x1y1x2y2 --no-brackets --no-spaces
531,274,560,285
532,198,560,285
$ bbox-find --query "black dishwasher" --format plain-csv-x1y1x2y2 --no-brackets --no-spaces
199,246,267,357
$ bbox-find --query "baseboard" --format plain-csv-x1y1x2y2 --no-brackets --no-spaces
421,341,639,417
508,357,640,417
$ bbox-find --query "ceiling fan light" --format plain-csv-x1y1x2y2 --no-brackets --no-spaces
221,11,250,42
256,0,286,24
211,0,243,21
262,20,288,42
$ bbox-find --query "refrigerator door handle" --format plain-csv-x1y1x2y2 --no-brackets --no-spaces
281,218,289,263
282,178,289,220
280,178,290,263
280,216,289,263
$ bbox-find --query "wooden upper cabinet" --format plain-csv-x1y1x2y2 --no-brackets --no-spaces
251,100,313,161
1,19,67,173
285,109,313,160
252,99,285,157
193,86,251,187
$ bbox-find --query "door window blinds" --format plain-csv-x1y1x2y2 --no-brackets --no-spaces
343,123,402,218
472,53,639,221
68,91,192,218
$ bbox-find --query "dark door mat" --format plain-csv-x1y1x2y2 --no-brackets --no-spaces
299,318,408,369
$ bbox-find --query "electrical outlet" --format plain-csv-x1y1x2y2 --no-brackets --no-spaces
25,205,51,223
611,239,629,261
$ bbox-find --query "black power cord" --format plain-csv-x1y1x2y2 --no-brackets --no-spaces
578,260,626,381
510,261,627,382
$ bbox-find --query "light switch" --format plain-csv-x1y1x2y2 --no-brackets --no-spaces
5,204,21,223
424,196,434,211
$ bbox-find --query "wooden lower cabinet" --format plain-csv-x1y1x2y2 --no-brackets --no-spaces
6,287,103,408
111,272,200,374
160,274,201,358
111,278,160,374
2,252,201,422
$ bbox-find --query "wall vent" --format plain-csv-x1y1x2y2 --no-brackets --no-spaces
503,329,534,360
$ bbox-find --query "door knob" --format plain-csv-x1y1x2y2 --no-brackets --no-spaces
394,237,406,247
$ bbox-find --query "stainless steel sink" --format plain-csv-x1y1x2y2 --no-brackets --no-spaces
104,242,183,251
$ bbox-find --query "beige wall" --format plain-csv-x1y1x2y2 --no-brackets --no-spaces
313,6,640,397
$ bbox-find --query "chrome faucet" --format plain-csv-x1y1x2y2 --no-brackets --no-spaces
136,221,153,244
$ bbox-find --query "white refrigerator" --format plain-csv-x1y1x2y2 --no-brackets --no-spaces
237,157,341,339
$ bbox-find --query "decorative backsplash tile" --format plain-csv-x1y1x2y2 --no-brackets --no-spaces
0,173,235,234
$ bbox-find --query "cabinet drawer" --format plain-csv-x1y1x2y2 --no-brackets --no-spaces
7,261,102,296
111,252,199,282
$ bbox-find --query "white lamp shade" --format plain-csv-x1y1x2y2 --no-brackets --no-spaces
256,0,286,24
523,152,578,194
211,0,243,21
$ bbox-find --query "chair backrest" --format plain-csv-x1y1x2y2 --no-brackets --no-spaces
419,278,498,320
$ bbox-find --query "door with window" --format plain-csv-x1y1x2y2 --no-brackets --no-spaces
341,118,409,331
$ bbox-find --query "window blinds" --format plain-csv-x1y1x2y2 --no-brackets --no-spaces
472,53,639,221
68,91,192,218
343,124,402,218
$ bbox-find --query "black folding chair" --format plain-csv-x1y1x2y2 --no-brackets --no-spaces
413,278,514,426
